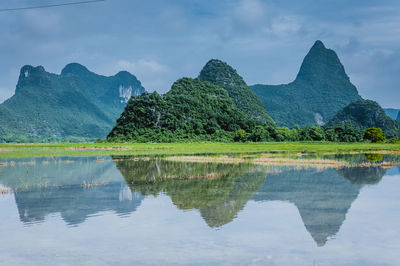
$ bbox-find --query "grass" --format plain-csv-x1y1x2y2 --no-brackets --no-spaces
0,142,400,159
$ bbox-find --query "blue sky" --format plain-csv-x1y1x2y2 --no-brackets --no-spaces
0,0,399,108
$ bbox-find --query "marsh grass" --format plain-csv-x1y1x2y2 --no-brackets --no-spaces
0,142,400,159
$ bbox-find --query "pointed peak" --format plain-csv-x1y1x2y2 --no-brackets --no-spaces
61,63,91,76
312,40,326,50
295,40,349,83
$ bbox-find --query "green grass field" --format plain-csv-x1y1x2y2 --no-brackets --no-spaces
0,142,400,159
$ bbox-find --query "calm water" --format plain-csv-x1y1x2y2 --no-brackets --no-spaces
0,155,399,265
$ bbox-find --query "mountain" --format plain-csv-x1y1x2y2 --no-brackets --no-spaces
251,40,361,128
397,112,400,122
107,77,259,142
0,63,145,142
327,99,400,138
199,59,275,126
383,108,400,120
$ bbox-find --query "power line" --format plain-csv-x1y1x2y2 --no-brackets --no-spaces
0,0,105,12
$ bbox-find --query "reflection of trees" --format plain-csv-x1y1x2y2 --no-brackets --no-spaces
116,159,266,227
338,166,386,185
200,168,266,227
364,153,384,162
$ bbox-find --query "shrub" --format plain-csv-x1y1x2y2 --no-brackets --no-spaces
363,128,385,143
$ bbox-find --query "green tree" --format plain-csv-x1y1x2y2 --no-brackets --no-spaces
363,128,385,143
234,129,247,142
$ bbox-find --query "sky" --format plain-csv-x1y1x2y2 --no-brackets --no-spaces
0,0,399,108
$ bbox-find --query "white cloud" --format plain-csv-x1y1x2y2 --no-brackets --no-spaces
233,0,269,27
113,59,171,92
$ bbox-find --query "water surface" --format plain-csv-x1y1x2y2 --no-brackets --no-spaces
0,155,399,265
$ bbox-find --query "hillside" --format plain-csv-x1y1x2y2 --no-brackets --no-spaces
107,78,258,142
327,99,400,138
199,59,275,126
397,112,400,122
0,63,145,142
251,40,361,128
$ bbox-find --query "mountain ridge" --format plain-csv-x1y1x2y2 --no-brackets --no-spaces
0,63,145,142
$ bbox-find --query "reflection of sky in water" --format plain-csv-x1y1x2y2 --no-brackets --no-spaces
0,157,399,265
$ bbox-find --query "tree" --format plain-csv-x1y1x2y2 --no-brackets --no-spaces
234,129,247,142
363,128,385,143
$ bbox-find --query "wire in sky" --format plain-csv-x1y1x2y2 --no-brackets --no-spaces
0,0,105,12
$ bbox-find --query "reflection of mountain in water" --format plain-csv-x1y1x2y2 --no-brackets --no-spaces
252,167,386,246
0,156,389,242
0,157,143,226
14,183,143,225
116,159,266,227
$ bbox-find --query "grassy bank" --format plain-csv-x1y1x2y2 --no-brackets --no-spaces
0,142,400,159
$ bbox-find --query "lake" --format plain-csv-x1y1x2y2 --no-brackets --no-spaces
0,154,399,265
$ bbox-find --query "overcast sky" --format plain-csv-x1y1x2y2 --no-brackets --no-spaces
0,0,399,108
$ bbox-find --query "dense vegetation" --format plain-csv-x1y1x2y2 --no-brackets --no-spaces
397,112,400,122
107,78,259,142
251,40,361,127
0,63,145,142
327,99,400,139
199,59,275,126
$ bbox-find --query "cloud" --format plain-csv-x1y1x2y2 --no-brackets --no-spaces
233,0,269,27
22,10,63,36
113,59,172,92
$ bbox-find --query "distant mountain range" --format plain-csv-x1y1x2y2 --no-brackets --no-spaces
0,63,145,141
251,40,362,127
0,40,399,142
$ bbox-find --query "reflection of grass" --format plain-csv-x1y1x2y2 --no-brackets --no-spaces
165,154,400,169
165,155,348,168
1,187,10,194
0,142,400,159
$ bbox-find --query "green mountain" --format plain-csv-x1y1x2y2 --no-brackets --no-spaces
397,112,400,123
327,99,400,138
0,63,145,142
383,108,400,120
199,59,275,126
107,77,258,142
251,40,361,128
